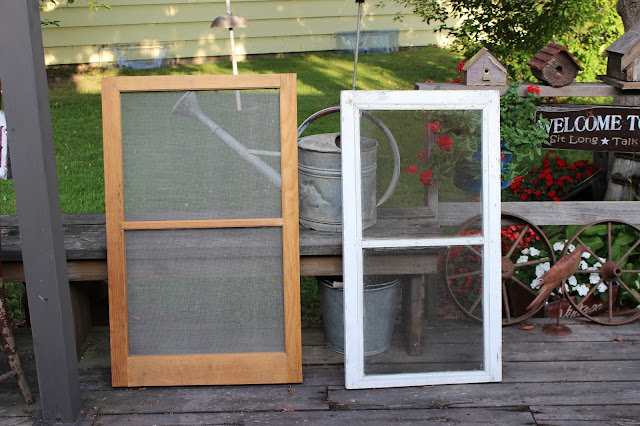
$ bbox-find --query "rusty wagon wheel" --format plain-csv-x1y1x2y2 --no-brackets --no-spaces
445,213,556,325
562,219,640,325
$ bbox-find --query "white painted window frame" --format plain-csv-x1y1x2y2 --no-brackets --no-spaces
340,90,502,389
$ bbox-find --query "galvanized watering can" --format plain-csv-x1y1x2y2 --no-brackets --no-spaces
297,106,400,232
172,95,399,232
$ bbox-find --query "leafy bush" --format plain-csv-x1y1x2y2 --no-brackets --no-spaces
382,0,623,81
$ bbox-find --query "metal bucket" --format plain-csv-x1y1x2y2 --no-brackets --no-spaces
317,277,399,356
297,106,400,233
298,133,378,232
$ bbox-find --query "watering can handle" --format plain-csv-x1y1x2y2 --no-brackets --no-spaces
297,106,400,207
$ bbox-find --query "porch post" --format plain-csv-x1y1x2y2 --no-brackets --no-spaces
0,0,82,424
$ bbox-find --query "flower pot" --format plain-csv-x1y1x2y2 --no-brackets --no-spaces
545,286,619,319
454,142,511,193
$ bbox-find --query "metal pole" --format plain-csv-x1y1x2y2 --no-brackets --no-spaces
226,0,242,110
0,0,82,424
352,0,364,90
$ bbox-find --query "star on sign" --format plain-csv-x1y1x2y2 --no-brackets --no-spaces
601,137,609,145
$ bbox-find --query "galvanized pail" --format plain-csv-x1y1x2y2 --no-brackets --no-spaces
318,277,399,356
297,106,400,232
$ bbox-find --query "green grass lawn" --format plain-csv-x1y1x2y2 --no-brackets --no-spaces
0,47,462,215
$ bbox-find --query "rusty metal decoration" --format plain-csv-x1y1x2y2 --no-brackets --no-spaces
445,212,556,325
562,219,640,325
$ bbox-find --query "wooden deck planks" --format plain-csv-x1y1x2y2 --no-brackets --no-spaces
91,407,536,425
0,320,638,424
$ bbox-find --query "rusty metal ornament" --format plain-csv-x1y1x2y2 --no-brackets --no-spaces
445,213,556,326
562,219,640,325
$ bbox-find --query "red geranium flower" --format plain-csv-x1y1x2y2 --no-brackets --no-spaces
429,121,441,134
406,165,418,174
458,61,466,74
526,84,541,95
419,170,434,185
437,135,453,152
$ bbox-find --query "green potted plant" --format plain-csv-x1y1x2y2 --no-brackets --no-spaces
500,83,550,182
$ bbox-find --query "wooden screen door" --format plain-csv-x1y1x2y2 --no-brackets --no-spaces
102,74,301,386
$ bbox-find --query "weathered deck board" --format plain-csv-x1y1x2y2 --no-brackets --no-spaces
531,404,640,423
327,381,640,409
91,407,536,425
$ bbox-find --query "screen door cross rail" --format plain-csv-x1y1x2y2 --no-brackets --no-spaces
121,217,285,231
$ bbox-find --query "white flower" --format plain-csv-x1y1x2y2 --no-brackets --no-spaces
517,255,529,264
593,261,602,269
521,248,530,255
567,276,578,287
529,247,540,257
589,273,601,284
579,260,589,270
597,282,608,293
530,278,542,289
581,251,591,259
567,243,577,253
575,284,589,296
535,262,551,278
553,241,565,252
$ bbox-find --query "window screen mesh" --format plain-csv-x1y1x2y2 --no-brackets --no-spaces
126,227,285,355
362,245,484,375
360,109,483,237
121,90,282,221
357,109,487,374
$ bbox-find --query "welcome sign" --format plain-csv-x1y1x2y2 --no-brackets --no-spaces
537,105,640,152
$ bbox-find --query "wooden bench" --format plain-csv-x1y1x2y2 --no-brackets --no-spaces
3,201,638,354
0,207,443,354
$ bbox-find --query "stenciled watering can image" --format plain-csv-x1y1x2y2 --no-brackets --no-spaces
172,94,399,232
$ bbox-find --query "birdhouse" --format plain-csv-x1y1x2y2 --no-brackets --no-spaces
527,43,583,88
604,22,640,82
461,47,508,85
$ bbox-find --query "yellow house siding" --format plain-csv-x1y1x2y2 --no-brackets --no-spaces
41,0,444,66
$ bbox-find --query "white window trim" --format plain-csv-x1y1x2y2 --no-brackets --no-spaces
340,89,502,389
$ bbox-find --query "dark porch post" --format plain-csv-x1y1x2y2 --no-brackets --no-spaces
0,0,82,424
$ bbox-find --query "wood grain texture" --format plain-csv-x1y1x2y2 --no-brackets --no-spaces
101,76,129,387
279,73,303,383
102,74,302,387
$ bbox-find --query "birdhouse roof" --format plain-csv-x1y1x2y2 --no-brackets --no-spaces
605,22,640,70
527,43,583,72
462,47,508,74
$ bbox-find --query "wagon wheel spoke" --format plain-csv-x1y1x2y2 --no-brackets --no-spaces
618,277,640,306
513,257,552,268
502,281,512,323
619,239,640,266
576,278,602,308
468,293,483,315
448,269,483,280
505,224,530,258
507,275,538,296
